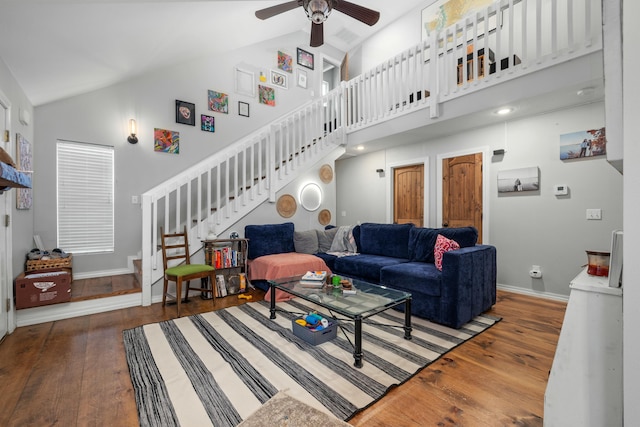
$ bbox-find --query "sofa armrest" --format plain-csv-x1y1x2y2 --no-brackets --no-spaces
439,244,497,328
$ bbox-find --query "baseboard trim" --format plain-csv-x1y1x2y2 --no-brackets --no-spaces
15,293,142,327
72,267,134,281
13,283,565,327
497,283,569,302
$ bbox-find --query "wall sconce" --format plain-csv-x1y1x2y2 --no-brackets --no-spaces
127,119,138,144
376,168,384,173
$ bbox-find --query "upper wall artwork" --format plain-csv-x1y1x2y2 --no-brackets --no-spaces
560,127,606,160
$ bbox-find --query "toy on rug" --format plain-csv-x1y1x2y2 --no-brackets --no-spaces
300,312,330,331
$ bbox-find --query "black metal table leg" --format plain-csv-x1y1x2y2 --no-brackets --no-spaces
270,283,276,319
404,297,413,340
354,315,363,368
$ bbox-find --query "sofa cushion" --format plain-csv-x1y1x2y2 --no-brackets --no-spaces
438,227,478,248
434,234,460,270
408,228,439,262
314,252,338,271
352,225,361,251
294,230,319,254
333,254,408,283
409,226,478,262
245,222,295,259
358,223,414,259
316,228,338,253
380,262,442,297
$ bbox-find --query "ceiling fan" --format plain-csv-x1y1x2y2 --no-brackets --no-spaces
255,0,380,48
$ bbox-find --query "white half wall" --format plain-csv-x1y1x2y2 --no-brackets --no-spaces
623,0,640,423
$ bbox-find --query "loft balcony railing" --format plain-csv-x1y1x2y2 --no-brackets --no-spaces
345,0,601,127
140,0,602,305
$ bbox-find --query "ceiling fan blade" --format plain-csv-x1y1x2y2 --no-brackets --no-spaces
255,1,301,20
333,0,380,26
310,22,324,47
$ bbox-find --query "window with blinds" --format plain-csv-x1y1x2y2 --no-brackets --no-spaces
57,140,114,254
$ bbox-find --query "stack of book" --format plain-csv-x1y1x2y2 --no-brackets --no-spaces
216,274,227,297
211,247,239,269
300,271,327,287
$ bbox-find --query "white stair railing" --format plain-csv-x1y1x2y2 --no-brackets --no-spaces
140,93,346,305
140,0,602,305
344,0,601,128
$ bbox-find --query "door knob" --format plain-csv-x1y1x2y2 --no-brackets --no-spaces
442,222,449,227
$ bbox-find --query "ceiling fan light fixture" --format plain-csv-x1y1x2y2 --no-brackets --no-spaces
304,0,332,24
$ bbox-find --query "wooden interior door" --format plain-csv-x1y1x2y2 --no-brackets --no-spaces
394,164,424,226
442,153,483,242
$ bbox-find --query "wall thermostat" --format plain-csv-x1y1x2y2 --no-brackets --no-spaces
554,184,568,196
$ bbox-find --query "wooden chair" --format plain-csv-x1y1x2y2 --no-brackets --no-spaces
161,226,216,317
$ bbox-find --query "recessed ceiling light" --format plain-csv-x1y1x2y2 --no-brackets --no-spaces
495,107,514,115
356,145,365,151
577,87,595,97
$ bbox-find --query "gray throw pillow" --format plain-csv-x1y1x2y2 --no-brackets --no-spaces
317,228,338,253
294,230,319,254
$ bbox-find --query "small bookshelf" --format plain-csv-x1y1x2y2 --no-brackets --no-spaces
202,238,249,297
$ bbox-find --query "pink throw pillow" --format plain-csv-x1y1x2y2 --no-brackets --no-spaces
434,234,460,271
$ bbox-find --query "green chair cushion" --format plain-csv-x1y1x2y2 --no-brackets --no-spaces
166,264,215,277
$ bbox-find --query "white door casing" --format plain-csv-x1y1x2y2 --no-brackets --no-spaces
0,89,12,340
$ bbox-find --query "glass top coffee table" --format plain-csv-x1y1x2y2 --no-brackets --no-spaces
268,276,412,368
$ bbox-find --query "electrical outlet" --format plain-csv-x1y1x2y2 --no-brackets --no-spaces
131,195,139,204
586,208,602,220
529,265,542,278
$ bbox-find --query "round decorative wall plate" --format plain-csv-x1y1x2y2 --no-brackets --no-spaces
319,164,333,184
276,194,297,218
318,209,332,226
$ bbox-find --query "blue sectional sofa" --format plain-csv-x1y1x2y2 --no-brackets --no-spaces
245,222,496,329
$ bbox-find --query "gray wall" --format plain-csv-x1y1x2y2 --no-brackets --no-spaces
32,35,327,275
336,101,623,297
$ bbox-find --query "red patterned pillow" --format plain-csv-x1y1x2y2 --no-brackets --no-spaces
434,234,460,271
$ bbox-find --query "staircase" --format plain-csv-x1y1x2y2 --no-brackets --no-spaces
140,0,602,306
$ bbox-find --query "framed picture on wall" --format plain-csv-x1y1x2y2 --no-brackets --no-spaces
270,70,288,89
175,100,195,126
277,51,293,73
154,128,180,154
559,127,607,160
16,133,32,210
297,69,308,88
208,90,229,114
234,67,255,97
497,166,539,193
297,48,314,70
238,101,250,117
201,114,215,132
258,85,275,106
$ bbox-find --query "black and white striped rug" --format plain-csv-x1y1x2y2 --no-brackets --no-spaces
123,299,499,427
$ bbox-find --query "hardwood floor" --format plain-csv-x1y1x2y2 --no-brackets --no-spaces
70,273,141,301
0,286,566,427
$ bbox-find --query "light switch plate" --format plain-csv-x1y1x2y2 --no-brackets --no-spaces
586,208,602,220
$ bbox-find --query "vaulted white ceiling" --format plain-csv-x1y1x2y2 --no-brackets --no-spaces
0,0,427,106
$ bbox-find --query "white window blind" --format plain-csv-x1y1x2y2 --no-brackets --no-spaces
57,140,114,254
